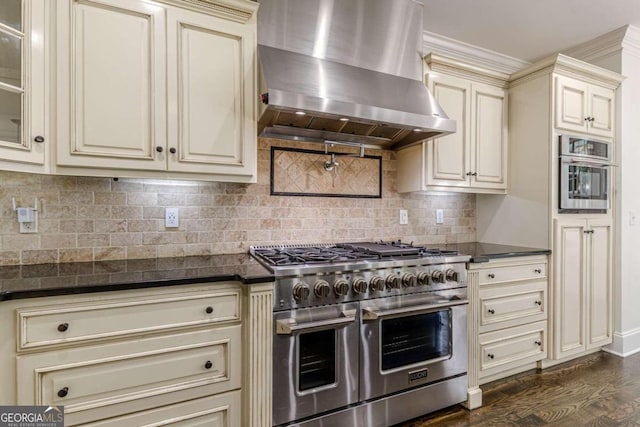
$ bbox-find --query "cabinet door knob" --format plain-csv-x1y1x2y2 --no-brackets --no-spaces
204,360,213,369
535,341,542,346
205,306,214,314
535,300,542,306
487,273,495,279
487,353,495,359
57,323,69,332
34,135,45,143
466,172,472,176
534,268,542,273
488,309,495,314
156,146,163,153
472,172,478,176
169,147,177,154
57,387,69,398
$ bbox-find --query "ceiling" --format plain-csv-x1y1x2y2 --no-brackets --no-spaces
423,0,640,62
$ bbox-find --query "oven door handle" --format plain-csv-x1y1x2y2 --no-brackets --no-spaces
560,158,617,167
276,310,357,335
361,299,468,320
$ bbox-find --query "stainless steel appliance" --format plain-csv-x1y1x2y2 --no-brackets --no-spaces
250,242,470,427
256,0,456,149
559,135,613,213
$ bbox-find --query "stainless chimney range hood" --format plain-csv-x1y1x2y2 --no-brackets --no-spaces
257,0,456,150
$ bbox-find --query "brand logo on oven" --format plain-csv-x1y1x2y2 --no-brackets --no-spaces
408,368,428,384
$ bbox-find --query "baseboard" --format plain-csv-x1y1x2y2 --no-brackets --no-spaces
604,328,640,357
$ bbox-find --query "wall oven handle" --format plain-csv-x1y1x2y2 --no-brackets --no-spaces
560,158,617,167
276,310,356,335
361,299,468,320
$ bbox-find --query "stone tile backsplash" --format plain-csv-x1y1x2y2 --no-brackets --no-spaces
0,138,476,265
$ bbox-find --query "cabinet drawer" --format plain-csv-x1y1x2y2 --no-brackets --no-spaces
17,289,240,350
82,390,241,427
479,321,546,379
479,281,546,332
17,326,241,425
479,263,546,285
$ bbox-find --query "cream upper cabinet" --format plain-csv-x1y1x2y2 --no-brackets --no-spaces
555,75,614,138
166,6,256,177
54,0,258,182
552,217,612,360
55,0,167,171
0,0,48,172
396,55,507,194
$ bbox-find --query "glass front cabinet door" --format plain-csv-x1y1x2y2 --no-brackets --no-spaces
0,0,47,171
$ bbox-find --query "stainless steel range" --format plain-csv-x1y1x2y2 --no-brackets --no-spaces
250,241,471,427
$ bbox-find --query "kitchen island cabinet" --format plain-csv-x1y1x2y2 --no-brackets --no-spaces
0,256,274,427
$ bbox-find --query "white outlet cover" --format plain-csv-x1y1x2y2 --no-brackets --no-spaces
399,209,408,225
165,207,179,228
436,209,444,224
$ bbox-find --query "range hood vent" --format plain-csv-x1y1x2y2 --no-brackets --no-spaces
257,0,456,150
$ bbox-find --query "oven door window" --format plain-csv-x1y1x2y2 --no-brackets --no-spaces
298,329,336,391
380,309,452,371
568,165,608,201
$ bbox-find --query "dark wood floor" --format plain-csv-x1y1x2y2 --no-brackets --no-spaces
399,351,640,426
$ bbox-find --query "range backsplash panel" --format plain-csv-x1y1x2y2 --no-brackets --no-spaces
0,138,475,265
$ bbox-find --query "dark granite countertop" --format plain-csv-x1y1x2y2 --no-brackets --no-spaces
442,242,551,263
0,254,274,301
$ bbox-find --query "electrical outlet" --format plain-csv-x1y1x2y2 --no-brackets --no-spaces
436,209,444,224
399,209,408,225
19,218,37,234
165,207,179,228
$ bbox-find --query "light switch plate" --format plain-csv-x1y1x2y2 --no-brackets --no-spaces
165,207,179,228
436,209,444,224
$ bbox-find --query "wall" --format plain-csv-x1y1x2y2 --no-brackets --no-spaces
0,138,476,265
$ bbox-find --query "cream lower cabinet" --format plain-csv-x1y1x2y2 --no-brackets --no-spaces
397,54,508,194
54,0,258,183
0,283,251,426
555,75,614,138
466,255,548,408
552,218,612,360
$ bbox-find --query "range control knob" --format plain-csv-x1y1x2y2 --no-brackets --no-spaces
370,276,385,292
352,278,368,294
431,270,445,283
333,279,350,296
292,282,310,300
417,272,430,286
314,280,331,298
445,269,459,282
386,274,400,289
402,273,417,287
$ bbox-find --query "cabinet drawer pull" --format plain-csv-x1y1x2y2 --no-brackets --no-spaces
57,387,69,398
535,300,542,306
169,147,177,154
487,273,495,279
34,135,45,143
204,360,213,369
534,268,542,274
535,341,542,346
205,306,214,314
487,353,495,359
487,309,495,314
156,146,163,153
57,323,69,332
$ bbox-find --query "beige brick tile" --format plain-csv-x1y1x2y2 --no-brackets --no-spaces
95,219,127,233
126,245,157,259
94,247,126,261
111,206,143,219
78,233,110,248
0,251,20,265
3,234,40,250
60,219,94,233
78,205,110,219
157,245,185,258
22,249,58,264
95,192,126,205
59,191,94,205
41,234,76,249
127,192,158,206
127,220,158,232
59,248,94,263
111,233,142,246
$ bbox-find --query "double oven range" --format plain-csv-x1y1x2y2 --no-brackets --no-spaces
250,241,471,427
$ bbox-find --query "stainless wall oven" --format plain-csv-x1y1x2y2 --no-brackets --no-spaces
559,135,612,213
251,242,470,427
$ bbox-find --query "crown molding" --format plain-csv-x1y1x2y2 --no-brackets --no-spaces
423,30,530,75
563,25,640,62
